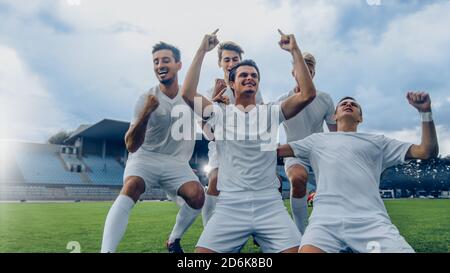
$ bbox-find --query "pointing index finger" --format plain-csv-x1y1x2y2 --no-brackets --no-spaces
211,29,219,35
277,29,285,36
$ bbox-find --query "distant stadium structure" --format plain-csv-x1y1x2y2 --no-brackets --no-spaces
0,118,448,201
0,119,209,201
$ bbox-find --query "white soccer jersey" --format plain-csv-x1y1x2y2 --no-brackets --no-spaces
131,85,195,162
205,85,264,169
277,90,335,142
206,102,285,192
289,132,412,220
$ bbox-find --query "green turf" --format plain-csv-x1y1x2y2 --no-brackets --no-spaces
0,199,448,253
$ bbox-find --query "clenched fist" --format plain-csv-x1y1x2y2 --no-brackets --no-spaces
407,91,431,113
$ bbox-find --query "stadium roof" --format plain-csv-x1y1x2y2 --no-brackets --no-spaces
65,119,130,143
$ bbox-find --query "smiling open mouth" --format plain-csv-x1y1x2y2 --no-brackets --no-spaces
243,81,256,87
158,69,168,77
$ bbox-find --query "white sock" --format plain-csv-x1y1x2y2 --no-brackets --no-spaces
202,194,218,227
168,203,201,243
101,195,135,253
291,196,308,235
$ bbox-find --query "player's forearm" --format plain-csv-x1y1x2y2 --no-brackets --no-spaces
281,49,316,120
418,120,439,159
292,48,316,103
281,89,315,120
124,114,150,153
181,49,206,108
277,144,295,158
406,113,439,160
405,92,439,160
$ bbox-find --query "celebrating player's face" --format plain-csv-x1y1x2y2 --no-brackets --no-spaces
232,65,259,95
153,49,181,85
335,99,362,123
219,50,241,78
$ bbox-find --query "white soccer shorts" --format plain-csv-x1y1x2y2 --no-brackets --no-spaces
300,216,415,253
124,150,200,198
196,188,301,253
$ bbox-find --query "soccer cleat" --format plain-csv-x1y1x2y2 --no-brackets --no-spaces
166,238,184,253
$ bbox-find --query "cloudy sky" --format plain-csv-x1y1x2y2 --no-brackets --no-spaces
0,0,449,155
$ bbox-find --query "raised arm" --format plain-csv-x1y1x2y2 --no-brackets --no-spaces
405,91,439,160
125,95,159,153
181,29,219,118
278,30,316,120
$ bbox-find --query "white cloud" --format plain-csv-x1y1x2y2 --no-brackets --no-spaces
1,0,449,148
0,0,311,121
0,0,333,132
378,3,450,65
311,2,450,130
354,85,395,111
0,45,71,142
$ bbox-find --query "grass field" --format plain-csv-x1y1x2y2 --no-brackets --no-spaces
0,199,449,253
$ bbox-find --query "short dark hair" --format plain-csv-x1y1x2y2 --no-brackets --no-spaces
336,96,363,116
152,41,181,62
218,41,244,61
228,59,260,83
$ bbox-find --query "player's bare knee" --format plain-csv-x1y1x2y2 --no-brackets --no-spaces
122,176,145,201
188,189,205,209
288,168,308,198
195,247,216,253
299,245,325,253
180,181,205,209
281,246,300,253
291,179,307,198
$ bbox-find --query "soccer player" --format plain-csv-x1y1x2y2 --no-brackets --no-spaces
101,42,205,253
202,41,264,226
182,29,316,253
277,52,337,234
277,93,439,253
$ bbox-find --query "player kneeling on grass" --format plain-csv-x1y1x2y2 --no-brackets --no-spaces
182,29,316,253
276,52,337,235
277,92,439,253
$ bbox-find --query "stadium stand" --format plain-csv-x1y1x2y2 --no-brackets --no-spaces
0,119,209,201
1,118,448,201
82,155,124,185
14,143,84,185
